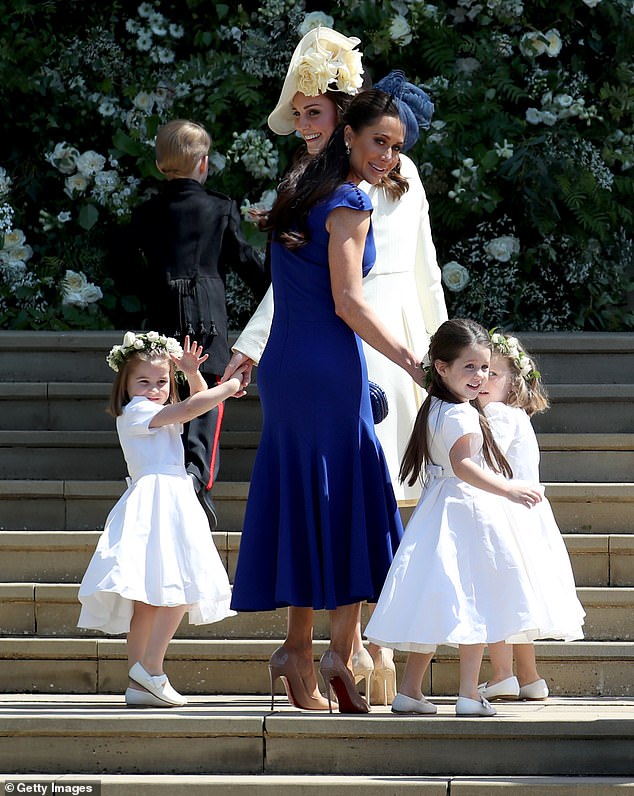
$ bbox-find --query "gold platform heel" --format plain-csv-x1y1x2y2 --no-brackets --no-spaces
369,648,397,706
351,647,374,699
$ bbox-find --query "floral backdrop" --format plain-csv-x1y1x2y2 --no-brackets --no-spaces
1,0,633,332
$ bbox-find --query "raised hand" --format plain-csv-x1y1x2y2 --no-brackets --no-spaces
173,335,209,378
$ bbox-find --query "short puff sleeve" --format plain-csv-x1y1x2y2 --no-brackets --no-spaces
118,396,163,437
441,402,482,452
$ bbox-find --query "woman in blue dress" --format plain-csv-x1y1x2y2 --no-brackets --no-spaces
230,90,426,713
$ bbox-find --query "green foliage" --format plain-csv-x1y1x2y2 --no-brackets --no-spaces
0,0,633,332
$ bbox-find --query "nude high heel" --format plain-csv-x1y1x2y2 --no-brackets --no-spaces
351,647,374,699
268,647,330,711
369,647,397,706
319,650,370,714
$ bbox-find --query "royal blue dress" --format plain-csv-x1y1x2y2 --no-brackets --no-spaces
230,183,403,611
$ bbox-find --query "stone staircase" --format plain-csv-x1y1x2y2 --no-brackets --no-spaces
0,330,633,794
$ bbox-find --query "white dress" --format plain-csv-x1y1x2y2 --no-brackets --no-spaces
232,155,448,504
484,402,585,639
77,396,235,634
364,399,581,653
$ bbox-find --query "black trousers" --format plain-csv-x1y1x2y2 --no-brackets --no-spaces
179,374,224,492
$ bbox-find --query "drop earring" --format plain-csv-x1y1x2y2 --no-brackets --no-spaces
345,141,351,156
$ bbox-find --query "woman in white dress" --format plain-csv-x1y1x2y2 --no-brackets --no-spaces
223,28,447,705
78,332,244,707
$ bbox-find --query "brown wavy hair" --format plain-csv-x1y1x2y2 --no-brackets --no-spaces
400,318,512,487
107,351,179,417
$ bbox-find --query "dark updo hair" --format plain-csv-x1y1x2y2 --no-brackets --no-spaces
400,318,512,486
264,88,405,249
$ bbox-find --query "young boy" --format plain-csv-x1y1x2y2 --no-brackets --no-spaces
130,119,269,526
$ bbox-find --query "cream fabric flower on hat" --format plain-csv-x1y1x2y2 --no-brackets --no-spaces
268,27,364,136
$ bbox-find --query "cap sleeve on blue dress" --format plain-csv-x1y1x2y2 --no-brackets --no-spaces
327,183,373,214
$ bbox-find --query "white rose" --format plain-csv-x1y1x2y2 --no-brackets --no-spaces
46,142,80,174
3,228,26,248
442,261,470,292
525,108,543,125
389,15,412,45
298,11,334,36
520,32,546,57
62,270,86,292
146,331,160,341
338,49,364,93
544,29,562,57
485,236,520,262
64,174,90,197
75,150,107,177
122,331,137,347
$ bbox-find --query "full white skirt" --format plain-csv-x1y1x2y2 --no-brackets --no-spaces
365,478,585,652
78,472,235,634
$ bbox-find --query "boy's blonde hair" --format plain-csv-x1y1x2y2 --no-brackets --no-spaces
155,119,211,178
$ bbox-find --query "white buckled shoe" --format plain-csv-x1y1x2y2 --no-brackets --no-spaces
129,662,187,706
455,696,496,716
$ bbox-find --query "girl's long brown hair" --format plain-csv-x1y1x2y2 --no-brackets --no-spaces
400,318,512,486
107,351,179,417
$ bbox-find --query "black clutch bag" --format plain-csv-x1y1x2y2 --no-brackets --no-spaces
369,381,389,424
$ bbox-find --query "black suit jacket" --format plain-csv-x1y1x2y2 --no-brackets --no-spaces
130,178,269,376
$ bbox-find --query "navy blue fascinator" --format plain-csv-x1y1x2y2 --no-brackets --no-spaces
374,70,434,152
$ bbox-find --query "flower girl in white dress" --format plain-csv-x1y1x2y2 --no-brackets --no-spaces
365,318,557,716
476,331,584,702
78,332,244,707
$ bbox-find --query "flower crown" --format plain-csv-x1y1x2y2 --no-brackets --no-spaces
296,36,363,97
489,330,541,384
106,330,183,373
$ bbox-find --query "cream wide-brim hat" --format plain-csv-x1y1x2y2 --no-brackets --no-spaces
267,26,363,136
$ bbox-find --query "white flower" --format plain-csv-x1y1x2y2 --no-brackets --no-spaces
554,94,574,109
297,50,339,96
98,98,118,117
46,142,80,175
456,57,481,75
442,261,470,292
298,11,334,36
122,331,137,347
485,235,520,262
137,32,153,51
494,139,514,158
57,211,71,223
541,111,558,126
64,173,90,197
389,14,412,45
137,2,154,18
208,151,226,174
146,330,159,342
525,107,543,125
133,92,155,112
3,228,26,249
169,23,184,38
0,167,12,197
61,269,102,308
544,29,562,57
520,32,547,57
582,0,602,6
75,150,107,177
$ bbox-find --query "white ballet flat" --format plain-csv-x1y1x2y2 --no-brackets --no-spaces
519,678,549,700
477,675,520,701
455,696,496,717
391,692,437,715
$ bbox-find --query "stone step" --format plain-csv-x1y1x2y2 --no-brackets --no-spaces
0,382,263,432
517,333,634,385
5,381,634,435
0,583,627,642
2,774,630,796
1,774,632,796
1,480,632,534
0,638,631,698
3,331,633,386
0,531,630,588
0,694,633,778
2,431,633,482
